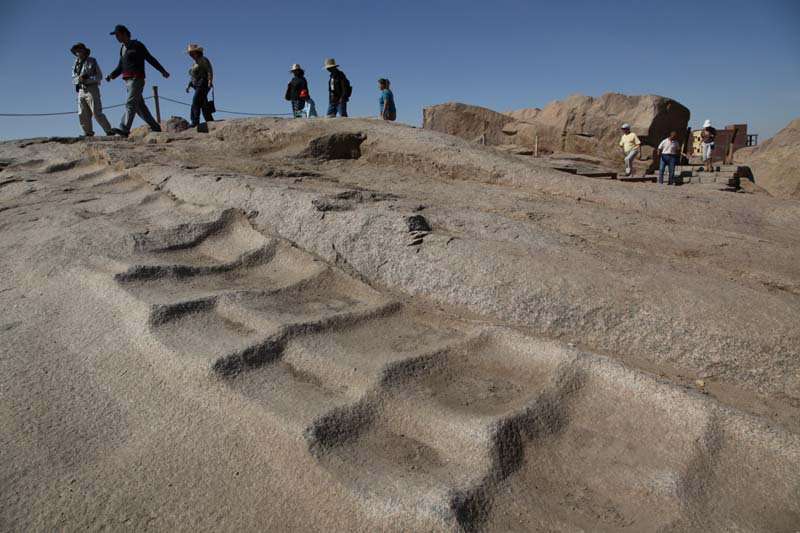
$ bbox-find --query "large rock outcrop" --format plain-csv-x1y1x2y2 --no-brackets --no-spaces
422,102,514,145
735,117,800,199
424,93,691,161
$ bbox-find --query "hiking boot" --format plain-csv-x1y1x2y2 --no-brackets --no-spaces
110,128,129,138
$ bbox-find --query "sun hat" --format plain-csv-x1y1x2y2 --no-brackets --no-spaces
70,42,90,55
703,119,712,128
621,123,631,130
109,24,130,36
186,43,204,54
290,63,302,72
323,58,339,69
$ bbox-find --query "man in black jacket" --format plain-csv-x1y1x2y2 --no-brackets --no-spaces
105,25,170,136
324,58,350,118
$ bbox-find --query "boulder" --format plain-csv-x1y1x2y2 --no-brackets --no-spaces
129,125,152,141
164,116,191,133
424,93,691,162
422,102,515,145
734,117,800,199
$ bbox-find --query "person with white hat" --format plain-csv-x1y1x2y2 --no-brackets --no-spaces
285,64,316,118
619,124,641,176
324,58,351,118
70,42,113,137
700,119,717,172
185,44,214,127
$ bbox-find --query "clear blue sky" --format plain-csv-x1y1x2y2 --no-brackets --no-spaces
1,0,798,140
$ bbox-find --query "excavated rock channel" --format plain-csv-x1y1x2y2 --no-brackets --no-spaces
1,124,799,531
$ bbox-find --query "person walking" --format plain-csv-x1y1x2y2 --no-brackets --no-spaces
70,43,113,137
378,78,396,121
185,44,214,127
105,25,169,137
324,58,351,117
700,119,717,172
619,124,641,177
285,64,316,118
657,131,683,185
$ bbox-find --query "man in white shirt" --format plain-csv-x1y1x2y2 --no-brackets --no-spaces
657,131,683,185
619,124,641,176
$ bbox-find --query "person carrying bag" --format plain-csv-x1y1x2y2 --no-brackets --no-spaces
185,43,214,127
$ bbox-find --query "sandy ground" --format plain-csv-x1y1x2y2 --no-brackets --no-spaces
1,120,799,531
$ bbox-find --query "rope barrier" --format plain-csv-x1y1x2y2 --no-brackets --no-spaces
0,94,293,118
158,96,293,116
0,97,153,117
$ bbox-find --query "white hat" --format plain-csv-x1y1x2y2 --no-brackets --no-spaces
621,123,630,130
290,63,302,72
323,58,339,69
703,119,712,128
186,43,203,54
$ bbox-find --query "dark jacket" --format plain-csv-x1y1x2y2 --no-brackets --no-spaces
285,75,309,101
109,39,166,80
328,68,349,103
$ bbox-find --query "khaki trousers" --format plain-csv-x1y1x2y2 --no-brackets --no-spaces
78,85,113,136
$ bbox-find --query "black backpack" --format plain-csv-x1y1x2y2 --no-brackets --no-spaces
343,75,353,98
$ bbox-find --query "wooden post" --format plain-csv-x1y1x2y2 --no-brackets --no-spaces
534,135,539,158
152,85,161,124
725,126,739,165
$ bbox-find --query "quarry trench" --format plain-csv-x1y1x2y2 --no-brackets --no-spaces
2,124,800,531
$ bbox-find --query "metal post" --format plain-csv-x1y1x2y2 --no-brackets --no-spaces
152,85,161,124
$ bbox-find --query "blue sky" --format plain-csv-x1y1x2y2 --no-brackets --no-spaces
1,0,798,140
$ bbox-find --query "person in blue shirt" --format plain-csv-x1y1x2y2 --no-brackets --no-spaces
378,78,396,121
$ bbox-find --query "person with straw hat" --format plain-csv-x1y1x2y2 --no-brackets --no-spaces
324,58,351,117
285,64,316,118
70,42,113,137
619,123,641,177
185,43,214,127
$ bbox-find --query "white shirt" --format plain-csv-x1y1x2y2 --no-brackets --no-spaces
658,138,681,155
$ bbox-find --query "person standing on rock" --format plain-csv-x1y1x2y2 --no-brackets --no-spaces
619,124,641,177
377,78,396,121
285,64,317,118
185,44,214,127
324,58,351,118
657,131,684,185
105,25,169,137
701,119,717,173
70,43,113,137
